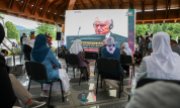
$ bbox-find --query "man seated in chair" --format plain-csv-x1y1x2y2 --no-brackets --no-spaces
100,37,121,89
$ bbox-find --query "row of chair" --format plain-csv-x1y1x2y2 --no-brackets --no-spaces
24,54,134,107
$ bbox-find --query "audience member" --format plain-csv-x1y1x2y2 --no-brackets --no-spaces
69,39,90,80
100,37,121,88
101,37,120,60
29,31,35,47
22,36,32,61
121,42,132,56
31,34,70,96
171,39,180,55
0,23,45,108
126,81,180,108
136,32,180,81
120,42,133,76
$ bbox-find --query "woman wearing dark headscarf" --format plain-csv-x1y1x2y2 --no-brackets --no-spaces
31,34,70,95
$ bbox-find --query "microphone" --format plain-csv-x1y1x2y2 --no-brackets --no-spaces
78,26,81,36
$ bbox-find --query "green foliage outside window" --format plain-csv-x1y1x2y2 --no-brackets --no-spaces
136,23,180,40
36,23,56,40
5,21,19,41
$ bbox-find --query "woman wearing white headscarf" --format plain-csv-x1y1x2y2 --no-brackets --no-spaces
136,32,180,81
69,39,83,54
121,42,132,56
120,42,133,76
69,39,90,79
126,81,180,108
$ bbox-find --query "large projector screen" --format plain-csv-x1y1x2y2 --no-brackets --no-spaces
65,9,135,52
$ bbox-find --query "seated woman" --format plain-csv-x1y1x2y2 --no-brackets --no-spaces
31,34,70,96
0,23,45,108
100,37,121,88
120,42,133,76
69,39,90,80
136,32,180,81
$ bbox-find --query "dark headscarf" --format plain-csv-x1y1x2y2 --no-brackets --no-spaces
0,23,5,44
31,34,50,62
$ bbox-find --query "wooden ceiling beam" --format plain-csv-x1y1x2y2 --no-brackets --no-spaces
118,0,123,8
89,0,95,8
165,0,171,19
31,0,39,15
80,0,87,9
129,0,134,9
153,0,157,19
141,0,145,20
98,0,104,8
107,0,112,8
21,0,30,12
67,0,77,10
8,0,15,9
178,0,180,17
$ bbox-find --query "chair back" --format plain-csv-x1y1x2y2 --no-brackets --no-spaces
120,55,132,65
25,61,48,81
97,58,123,80
65,54,80,66
136,78,180,89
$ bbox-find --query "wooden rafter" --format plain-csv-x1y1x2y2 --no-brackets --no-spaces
80,0,86,9
178,0,180,17
21,0,30,12
8,0,15,9
141,0,145,20
98,0,104,8
153,0,157,19
40,0,48,16
67,0,77,10
107,0,112,8
89,0,95,8
31,0,39,15
165,0,171,18
129,0,134,9
118,0,123,8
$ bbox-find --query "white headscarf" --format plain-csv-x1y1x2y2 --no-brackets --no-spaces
69,39,83,54
105,37,115,54
122,42,132,56
126,81,180,108
145,32,180,79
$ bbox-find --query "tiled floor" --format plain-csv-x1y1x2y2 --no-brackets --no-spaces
15,60,131,108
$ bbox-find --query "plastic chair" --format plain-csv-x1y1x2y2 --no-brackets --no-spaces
25,61,64,107
96,58,124,98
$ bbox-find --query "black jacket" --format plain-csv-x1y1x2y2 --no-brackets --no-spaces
0,54,16,108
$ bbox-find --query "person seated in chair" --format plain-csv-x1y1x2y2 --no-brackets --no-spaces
101,37,120,60
69,39,90,80
136,32,180,81
100,37,121,89
120,42,133,76
0,23,45,108
31,34,71,97
126,81,180,108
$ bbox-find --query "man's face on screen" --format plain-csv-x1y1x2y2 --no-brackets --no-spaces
94,20,110,35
